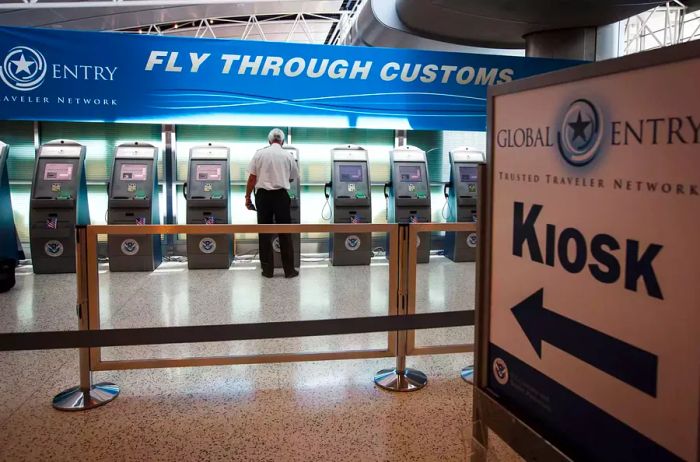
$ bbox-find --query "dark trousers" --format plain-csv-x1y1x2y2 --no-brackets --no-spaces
255,188,295,275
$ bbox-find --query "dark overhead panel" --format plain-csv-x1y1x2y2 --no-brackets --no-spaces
395,0,696,48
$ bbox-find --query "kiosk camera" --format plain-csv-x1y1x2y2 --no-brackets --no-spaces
385,145,431,264
272,146,300,269
324,145,372,266
0,142,20,263
107,142,161,272
185,144,232,269
29,140,90,274
443,147,485,262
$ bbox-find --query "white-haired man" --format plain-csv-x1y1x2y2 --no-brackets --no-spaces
245,128,299,278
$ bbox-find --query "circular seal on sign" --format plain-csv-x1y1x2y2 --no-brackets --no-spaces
44,240,64,257
198,237,216,254
467,233,478,248
557,98,603,167
0,46,47,92
272,237,281,253
492,357,509,385
344,235,361,251
120,238,140,256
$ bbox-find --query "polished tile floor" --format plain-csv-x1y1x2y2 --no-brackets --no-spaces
0,256,520,461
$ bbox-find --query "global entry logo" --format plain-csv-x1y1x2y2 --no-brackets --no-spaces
557,99,603,166
0,46,47,91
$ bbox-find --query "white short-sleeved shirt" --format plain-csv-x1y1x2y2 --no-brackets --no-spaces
247,143,299,192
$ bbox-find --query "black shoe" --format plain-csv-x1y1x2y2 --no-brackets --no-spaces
261,271,274,279
285,270,299,279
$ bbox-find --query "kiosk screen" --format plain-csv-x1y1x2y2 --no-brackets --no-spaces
339,165,362,182
120,164,148,181
196,164,222,181
399,166,422,182
44,163,73,181
459,166,478,182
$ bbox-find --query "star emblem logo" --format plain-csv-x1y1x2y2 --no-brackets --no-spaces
11,53,35,75
557,99,603,167
568,111,591,144
0,46,47,91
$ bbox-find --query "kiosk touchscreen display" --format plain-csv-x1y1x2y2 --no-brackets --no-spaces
459,166,478,182
44,163,73,181
399,165,422,182
120,164,148,181
339,165,362,182
196,164,222,181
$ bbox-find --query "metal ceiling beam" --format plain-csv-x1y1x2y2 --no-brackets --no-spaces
0,0,330,9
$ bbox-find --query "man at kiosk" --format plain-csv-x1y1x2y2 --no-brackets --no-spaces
245,128,299,279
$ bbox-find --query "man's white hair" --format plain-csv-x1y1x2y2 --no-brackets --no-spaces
268,128,285,144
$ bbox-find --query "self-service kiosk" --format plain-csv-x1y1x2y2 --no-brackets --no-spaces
325,145,372,266
272,146,300,269
0,142,20,262
386,146,431,264
444,147,485,262
185,144,232,269
107,142,161,272
29,140,90,274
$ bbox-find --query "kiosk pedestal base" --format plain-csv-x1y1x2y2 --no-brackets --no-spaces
374,368,427,392
461,365,474,384
52,382,120,411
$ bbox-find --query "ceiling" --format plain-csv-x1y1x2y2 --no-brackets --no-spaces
393,0,700,48
0,0,698,49
0,0,362,44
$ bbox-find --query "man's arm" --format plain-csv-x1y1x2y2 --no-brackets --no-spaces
245,174,257,209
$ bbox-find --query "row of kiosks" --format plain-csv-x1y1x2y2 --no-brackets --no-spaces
21,139,482,273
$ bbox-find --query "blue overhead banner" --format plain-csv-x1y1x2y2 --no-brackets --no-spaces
0,26,580,130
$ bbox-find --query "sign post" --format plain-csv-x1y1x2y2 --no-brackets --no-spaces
473,40,700,461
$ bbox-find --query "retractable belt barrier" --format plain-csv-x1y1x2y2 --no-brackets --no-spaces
0,311,474,352
2,221,479,410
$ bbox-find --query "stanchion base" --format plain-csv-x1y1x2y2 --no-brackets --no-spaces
374,368,427,392
461,365,474,384
52,382,120,411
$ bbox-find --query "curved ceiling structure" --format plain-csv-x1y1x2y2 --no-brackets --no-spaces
349,0,700,50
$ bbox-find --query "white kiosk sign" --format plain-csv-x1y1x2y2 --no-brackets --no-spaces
485,44,699,461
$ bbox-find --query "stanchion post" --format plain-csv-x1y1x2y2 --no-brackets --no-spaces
374,224,428,391
52,225,119,411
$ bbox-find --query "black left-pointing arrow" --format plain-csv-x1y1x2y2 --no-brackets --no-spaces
511,288,658,397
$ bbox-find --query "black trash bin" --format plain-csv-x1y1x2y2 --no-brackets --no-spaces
0,258,16,293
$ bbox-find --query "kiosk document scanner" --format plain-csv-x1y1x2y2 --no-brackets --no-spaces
0,141,20,263
386,146,431,264
107,142,161,272
325,145,372,266
272,145,301,269
444,147,485,262
29,140,90,274
185,144,232,269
